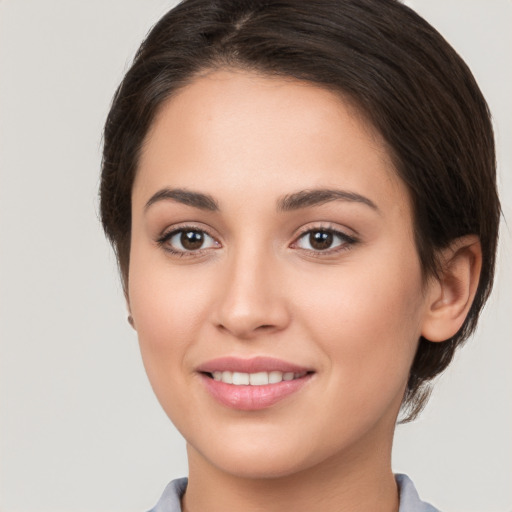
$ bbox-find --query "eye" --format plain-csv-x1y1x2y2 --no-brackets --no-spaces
294,228,356,252
158,228,219,254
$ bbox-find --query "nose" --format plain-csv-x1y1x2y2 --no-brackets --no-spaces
213,248,291,340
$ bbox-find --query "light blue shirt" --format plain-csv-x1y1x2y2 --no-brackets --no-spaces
148,474,440,511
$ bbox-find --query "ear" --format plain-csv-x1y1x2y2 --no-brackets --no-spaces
421,235,482,342
126,300,136,330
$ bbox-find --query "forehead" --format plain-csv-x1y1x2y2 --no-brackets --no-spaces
134,69,409,216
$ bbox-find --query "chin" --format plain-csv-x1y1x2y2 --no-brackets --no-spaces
207,449,315,480
186,430,321,480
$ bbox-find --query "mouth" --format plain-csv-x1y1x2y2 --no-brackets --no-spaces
204,370,311,385
197,357,315,410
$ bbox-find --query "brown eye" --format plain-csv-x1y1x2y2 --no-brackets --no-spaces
295,228,355,253
181,230,205,250
163,228,219,253
309,230,333,250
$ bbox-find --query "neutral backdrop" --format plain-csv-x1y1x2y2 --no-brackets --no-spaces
0,1,510,511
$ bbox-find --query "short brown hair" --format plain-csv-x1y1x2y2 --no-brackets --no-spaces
100,0,500,421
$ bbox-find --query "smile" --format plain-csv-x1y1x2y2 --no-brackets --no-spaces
198,357,314,410
209,370,309,386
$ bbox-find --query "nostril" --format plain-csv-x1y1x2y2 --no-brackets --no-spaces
215,321,279,338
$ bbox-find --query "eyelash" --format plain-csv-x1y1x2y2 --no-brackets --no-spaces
156,225,219,257
156,225,358,257
292,225,358,256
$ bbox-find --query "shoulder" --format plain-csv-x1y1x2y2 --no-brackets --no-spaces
396,474,441,512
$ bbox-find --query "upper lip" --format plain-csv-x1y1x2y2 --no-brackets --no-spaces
197,356,313,374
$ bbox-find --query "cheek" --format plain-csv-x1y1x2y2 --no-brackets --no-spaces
127,255,219,431
127,247,213,373
295,246,425,397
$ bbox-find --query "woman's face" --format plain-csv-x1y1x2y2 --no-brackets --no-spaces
129,70,433,478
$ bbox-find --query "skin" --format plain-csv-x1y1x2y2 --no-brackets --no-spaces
128,69,481,512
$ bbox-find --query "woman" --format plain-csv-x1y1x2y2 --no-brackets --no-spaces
100,1,500,511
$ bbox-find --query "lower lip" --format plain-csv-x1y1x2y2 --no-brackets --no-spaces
200,373,313,411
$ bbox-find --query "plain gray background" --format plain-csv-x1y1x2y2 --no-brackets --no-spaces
0,1,510,511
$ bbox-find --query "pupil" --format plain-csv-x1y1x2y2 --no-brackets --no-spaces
181,230,204,250
310,230,333,250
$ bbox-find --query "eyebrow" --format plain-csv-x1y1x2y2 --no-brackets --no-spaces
144,188,219,212
144,187,378,214
277,188,379,212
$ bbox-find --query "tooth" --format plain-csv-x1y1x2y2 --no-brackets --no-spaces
222,371,233,384
268,371,283,384
232,372,250,385
213,370,302,385
249,372,269,386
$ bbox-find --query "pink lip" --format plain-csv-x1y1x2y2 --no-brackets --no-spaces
197,356,314,411
197,356,312,374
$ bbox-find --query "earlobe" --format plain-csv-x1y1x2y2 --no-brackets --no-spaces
421,235,482,342
126,299,136,330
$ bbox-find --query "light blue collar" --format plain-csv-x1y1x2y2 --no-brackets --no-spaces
148,474,440,512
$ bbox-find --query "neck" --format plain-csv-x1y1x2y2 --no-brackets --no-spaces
182,432,399,512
